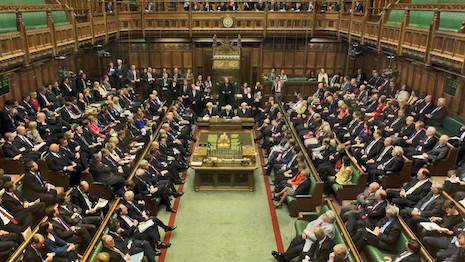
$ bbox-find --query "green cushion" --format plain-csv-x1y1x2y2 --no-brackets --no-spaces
442,116,463,136
295,219,310,234
365,232,408,262
0,13,18,33
438,12,463,33
386,10,404,26
287,77,308,81
409,11,434,29
23,12,47,30
332,165,359,193
16,184,23,193
52,11,70,26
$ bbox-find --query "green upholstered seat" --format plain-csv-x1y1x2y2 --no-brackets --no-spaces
16,183,23,193
365,232,408,262
23,12,47,30
332,165,358,193
0,13,17,34
89,227,110,262
52,11,70,26
438,12,464,33
387,10,404,26
426,116,463,137
409,10,434,29
285,171,316,204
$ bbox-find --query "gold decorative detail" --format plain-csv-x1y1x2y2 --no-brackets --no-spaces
223,17,234,28
212,60,240,69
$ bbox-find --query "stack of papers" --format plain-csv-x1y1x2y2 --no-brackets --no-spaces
420,222,449,231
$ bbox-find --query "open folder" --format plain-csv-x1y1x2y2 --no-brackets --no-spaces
130,251,144,262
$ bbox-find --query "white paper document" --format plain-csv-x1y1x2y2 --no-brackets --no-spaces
137,219,154,233
130,252,144,262
93,200,108,211
420,222,449,231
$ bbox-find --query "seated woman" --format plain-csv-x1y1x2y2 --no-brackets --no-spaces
272,169,311,208
420,200,462,241
322,156,353,197
364,96,386,122
38,221,79,262
26,121,44,144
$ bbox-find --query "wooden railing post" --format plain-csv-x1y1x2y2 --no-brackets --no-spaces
397,8,409,55
188,4,192,38
88,10,95,44
264,3,268,37
425,9,439,65
377,8,386,51
16,12,30,65
141,3,146,39
70,9,78,51
337,0,342,39
46,9,57,56
311,0,317,37
360,8,369,43
104,2,109,43
348,9,353,44
113,0,120,39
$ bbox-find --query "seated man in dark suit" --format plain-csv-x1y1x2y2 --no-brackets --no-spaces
237,102,252,118
386,168,432,209
352,205,401,253
367,146,404,184
383,239,422,262
2,132,31,160
23,234,55,262
107,217,159,261
13,125,43,160
89,153,125,189
346,189,387,236
70,181,109,217
410,135,450,176
0,230,18,260
101,234,130,262
22,161,57,206
403,126,438,159
115,204,171,251
46,143,82,186
0,198,32,236
422,97,447,127
56,193,101,234
301,227,333,262
400,182,445,228
45,205,91,254
2,181,46,224
61,102,84,125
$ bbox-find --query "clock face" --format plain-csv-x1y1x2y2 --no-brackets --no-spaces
223,17,234,28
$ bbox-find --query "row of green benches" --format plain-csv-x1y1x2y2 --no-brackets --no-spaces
387,0,464,33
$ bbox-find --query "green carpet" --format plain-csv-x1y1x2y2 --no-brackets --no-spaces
157,143,296,261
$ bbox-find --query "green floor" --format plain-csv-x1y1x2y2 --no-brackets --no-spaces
157,146,296,261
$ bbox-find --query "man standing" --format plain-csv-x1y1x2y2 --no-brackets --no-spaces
127,65,140,89
271,76,285,102
114,59,127,90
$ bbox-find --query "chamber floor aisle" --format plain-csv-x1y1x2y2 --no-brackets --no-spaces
156,127,295,262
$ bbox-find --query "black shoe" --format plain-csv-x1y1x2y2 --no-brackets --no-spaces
174,192,184,198
175,181,185,185
261,164,268,167
193,139,197,142
165,225,177,231
275,204,282,209
155,250,162,256
166,208,177,213
271,251,284,261
158,242,171,249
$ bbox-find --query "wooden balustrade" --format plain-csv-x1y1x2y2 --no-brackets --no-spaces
0,3,464,73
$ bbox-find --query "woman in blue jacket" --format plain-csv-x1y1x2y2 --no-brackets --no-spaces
38,222,79,262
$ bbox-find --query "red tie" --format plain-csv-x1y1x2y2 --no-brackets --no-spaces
0,208,18,224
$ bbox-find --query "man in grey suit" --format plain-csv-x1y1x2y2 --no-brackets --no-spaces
400,182,444,227
340,182,379,222
411,135,449,176
271,210,336,261
127,65,141,89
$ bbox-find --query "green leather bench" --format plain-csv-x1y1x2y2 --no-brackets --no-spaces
295,205,355,262
428,115,463,138
365,232,408,262
0,13,17,34
286,172,317,217
332,164,367,202
89,227,110,262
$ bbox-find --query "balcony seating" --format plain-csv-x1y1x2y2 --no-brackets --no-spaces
0,0,69,34
387,0,464,33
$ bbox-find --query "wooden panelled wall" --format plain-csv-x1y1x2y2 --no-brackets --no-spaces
354,49,465,120
103,39,349,86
